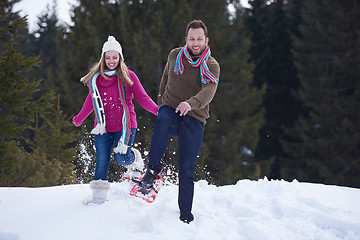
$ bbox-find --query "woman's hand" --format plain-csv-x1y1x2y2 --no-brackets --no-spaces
72,116,82,127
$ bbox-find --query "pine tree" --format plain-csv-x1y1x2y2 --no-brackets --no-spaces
245,0,301,179
32,2,62,88
0,1,53,141
24,94,79,185
0,140,52,186
20,1,71,116
282,0,360,187
201,4,266,185
0,0,55,186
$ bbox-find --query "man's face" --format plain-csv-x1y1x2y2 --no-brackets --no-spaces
185,27,209,56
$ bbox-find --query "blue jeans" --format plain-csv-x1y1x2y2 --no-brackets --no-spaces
94,128,136,180
148,106,204,218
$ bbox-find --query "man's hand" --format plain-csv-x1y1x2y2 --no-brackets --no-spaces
175,102,191,116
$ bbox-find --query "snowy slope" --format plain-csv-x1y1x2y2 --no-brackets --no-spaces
1,178,359,240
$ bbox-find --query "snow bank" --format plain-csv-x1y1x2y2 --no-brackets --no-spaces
1,178,359,240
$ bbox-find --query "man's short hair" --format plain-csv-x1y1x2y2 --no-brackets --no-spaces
185,20,208,38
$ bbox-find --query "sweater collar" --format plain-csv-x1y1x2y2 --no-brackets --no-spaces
98,70,117,87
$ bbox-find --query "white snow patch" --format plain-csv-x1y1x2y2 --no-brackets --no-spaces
1,178,360,240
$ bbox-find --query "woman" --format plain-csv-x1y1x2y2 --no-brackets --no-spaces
73,36,158,204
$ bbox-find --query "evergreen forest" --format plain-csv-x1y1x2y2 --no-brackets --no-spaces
1,0,359,188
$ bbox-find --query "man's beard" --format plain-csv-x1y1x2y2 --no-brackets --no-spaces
188,46,205,56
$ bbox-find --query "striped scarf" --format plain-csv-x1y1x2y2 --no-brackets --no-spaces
89,70,131,154
174,45,219,84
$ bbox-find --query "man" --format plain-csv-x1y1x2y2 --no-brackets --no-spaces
140,20,220,223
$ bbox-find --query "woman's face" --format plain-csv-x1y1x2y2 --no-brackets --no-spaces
104,50,120,70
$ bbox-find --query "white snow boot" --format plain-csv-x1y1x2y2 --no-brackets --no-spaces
89,180,110,204
124,148,144,179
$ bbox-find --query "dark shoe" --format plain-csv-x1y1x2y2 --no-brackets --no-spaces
139,168,157,189
179,213,194,224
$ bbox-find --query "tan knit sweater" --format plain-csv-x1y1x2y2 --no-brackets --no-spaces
158,47,220,123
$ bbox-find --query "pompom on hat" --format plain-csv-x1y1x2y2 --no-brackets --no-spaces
102,36,124,60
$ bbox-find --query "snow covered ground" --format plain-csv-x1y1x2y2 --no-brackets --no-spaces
1,178,359,240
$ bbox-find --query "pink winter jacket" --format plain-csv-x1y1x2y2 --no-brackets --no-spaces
73,70,158,132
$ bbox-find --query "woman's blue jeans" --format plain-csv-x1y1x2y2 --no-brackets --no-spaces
94,128,136,180
148,106,204,218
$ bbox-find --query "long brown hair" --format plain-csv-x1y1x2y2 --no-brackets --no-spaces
80,53,133,86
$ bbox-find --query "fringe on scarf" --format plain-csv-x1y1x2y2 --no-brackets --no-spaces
174,45,219,84
91,123,106,135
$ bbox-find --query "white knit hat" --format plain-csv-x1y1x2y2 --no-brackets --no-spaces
102,36,124,60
